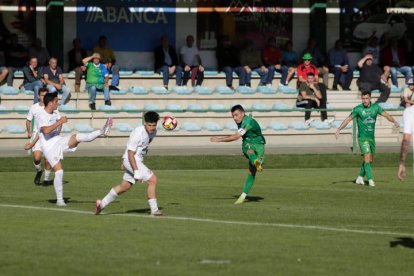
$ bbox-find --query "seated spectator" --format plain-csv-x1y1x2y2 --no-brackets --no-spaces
93,35,120,91
262,36,283,87
216,35,245,89
381,38,412,88
296,72,331,125
22,57,44,103
281,40,299,86
362,36,380,65
302,37,329,87
28,38,50,67
180,35,204,87
357,54,390,103
154,35,183,89
328,40,353,90
43,57,71,105
68,38,87,92
82,53,111,110
240,40,267,87
0,65,8,85
5,33,28,86
400,79,414,108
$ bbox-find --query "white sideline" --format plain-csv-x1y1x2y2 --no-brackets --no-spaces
0,203,412,237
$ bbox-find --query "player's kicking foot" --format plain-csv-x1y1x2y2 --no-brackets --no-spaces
101,117,113,136
94,199,102,215
368,179,375,187
234,196,245,204
56,199,66,207
355,176,365,185
34,170,42,185
150,210,163,216
254,160,263,172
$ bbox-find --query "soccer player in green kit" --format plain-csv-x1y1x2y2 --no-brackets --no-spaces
336,91,399,187
210,104,265,204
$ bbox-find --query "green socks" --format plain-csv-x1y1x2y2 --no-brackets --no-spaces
242,174,255,194
359,162,365,177
363,162,373,180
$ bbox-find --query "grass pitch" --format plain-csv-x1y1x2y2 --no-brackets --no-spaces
0,154,414,275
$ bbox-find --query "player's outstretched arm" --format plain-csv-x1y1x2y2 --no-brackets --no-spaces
335,115,353,139
24,133,39,150
382,111,400,128
398,133,411,181
210,131,242,143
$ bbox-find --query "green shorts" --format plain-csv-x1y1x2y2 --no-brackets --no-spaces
358,138,375,155
242,142,265,164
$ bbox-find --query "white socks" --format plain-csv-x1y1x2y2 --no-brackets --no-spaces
148,198,159,213
101,188,118,209
240,193,247,200
44,169,51,181
54,170,64,202
34,163,42,172
76,130,101,143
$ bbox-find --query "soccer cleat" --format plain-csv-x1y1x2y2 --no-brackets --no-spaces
368,179,375,187
150,210,163,216
355,176,365,185
234,196,245,204
34,170,42,185
94,199,102,215
101,117,113,135
254,159,263,172
56,200,66,207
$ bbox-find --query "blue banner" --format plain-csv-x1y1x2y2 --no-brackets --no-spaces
76,0,176,52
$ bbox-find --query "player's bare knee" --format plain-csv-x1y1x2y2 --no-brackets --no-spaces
148,175,157,186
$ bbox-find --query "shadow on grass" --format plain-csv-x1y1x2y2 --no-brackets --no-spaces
212,195,264,203
126,207,164,214
46,198,95,204
390,237,414,249
331,180,388,186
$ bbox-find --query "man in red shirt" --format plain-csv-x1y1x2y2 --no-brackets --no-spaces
262,37,285,86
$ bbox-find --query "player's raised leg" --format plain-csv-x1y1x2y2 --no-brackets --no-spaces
67,117,112,149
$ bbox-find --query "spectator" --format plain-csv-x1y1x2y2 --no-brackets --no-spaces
281,40,299,86
82,53,111,110
362,36,380,64
240,40,267,87
400,79,414,108
22,57,44,103
301,37,329,87
180,35,204,87
4,33,28,86
262,36,283,87
381,38,412,88
43,57,71,105
28,38,50,67
216,35,245,89
154,35,183,89
357,54,390,103
328,40,353,90
93,35,120,91
68,38,87,92
296,72,331,125
0,65,8,85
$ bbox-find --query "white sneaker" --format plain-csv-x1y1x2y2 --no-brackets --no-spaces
355,176,365,185
56,200,66,207
305,118,315,126
368,179,375,187
323,118,335,126
101,117,113,135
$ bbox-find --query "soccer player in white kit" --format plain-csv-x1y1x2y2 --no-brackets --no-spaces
95,111,162,216
398,105,414,181
26,87,52,185
25,92,112,206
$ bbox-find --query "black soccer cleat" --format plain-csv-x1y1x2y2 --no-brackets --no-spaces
34,171,42,185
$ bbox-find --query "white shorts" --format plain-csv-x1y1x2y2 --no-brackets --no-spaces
43,135,77,168
32,139,42,152
122,158,153,184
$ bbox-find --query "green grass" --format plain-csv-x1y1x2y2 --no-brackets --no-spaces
1,155,414,275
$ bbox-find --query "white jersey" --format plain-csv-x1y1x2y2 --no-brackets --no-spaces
122,125,156,162
26,103,44,134
36,109,62,147
180,45,200,66
403,106,414,148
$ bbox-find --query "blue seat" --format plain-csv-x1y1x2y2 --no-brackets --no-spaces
208,104,227,112
181,122,201,131
203,122,224,131
121,104,140,113
251,103,271,112
378,102,400,110
187,103,206,112
224,121,238,131
310,120,331,130
24,90,34,96
61,125,72,133
288,121,310,130
353,70,360,78
144,104,162,111
259,123,267,131
119,70,134,76
332,120,352,129
204,70,219,76
0,86,19,95
136,70,155,75
128,86,148,95
256,86,276,94
74,123,95,133
268,121,288,131
215,86,234,95
114,123,133,132
165,103,184,112
277,85,297,94
59,105,78,113
272,103,291,111
0,105,8,114
151,86,170,95
110,89,127,95
13,105,30,114
98,105,118,113
371,89,380,93
391,85,403,93
172,86,192,95
5,124,25,133
193,86,213,95
236,86,255,94
13,71,23,77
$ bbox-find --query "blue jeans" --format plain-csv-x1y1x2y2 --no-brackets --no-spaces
24,80,43,103
266,66,284,85
157,65,183,86
390,66,412,87
47,84,71,105
108,64,120,86
243,67,267,86
88,84,110,103
222,66,245,86
330,66,354,89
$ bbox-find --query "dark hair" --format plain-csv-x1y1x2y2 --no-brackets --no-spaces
144,111,160,123
43,92,58,106
231,104,244,113
306,72,315,77
38,87,48,95
361,91,371,97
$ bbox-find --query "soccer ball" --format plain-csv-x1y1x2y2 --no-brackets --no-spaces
162,115,178,131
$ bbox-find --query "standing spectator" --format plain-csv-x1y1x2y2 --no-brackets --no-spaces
93,35,120,91
362,36,380,64
400,79,414,108
154,35,183,89
381,38,412,88
43,57,71,105
216,35,245,89
68,38,87,92
281,40,299,86
82,53,111,110
240,40,267,87
5,33,28,86
0,65,8,85
28,38,50,67
180,35,204,87
262,36,283,87
328,40,353,90
22,57,44,103
301,38,329,87
357,54,390,103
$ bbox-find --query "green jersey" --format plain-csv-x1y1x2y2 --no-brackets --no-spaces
237,115,265,144
351,103,383,139
86,62,108,85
